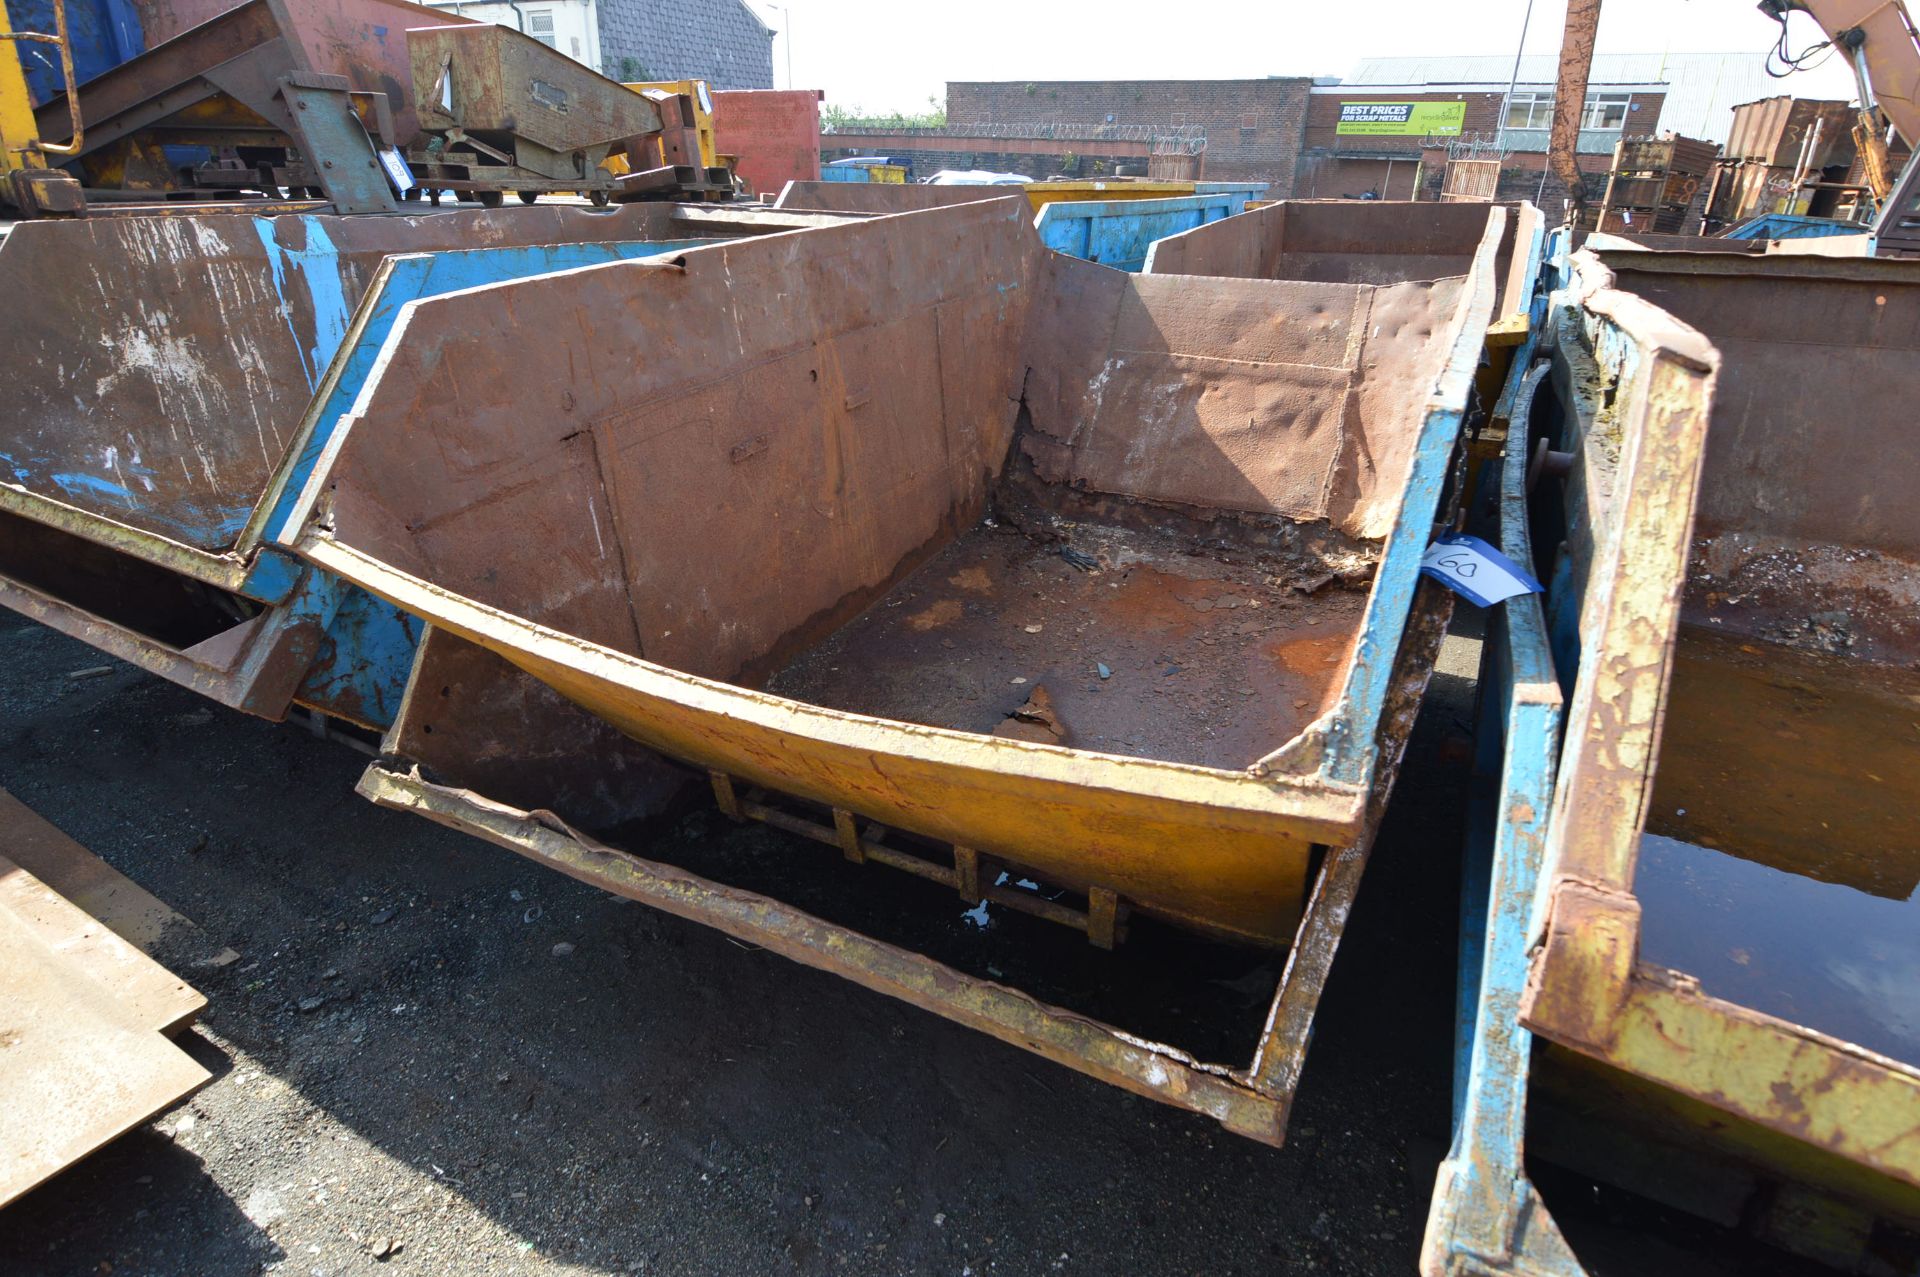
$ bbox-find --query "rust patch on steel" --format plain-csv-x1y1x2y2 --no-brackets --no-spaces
765,518,1366,772
0,202,727,558
292,198,1503,949
1143,199,1544,327
1526,247,1920,1189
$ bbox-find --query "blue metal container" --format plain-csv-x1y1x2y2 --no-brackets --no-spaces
1033,192,1248,271
1723,212,1870,241
1420,363,1582,1277
5,0,143,103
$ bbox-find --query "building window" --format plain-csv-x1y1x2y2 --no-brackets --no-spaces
1505,90,1554,130
1507,90,1634,131
526,8,556,47
1582,93,1632,130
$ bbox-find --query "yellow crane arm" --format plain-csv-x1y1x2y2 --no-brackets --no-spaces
1768,0,1920,148
1760,0,1920,200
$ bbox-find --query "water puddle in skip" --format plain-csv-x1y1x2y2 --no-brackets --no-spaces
1634,626,1920,1068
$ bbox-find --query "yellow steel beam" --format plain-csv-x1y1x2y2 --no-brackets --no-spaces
0,6,43,173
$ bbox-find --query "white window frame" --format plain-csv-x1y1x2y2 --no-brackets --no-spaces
526,7,557,47
1581,93,1632,130
1505,90,1554,131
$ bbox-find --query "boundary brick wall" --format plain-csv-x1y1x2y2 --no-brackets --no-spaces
945,78,1312,189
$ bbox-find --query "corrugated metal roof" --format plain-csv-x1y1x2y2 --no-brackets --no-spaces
1344,52,1857,143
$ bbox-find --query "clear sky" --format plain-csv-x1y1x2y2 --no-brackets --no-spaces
742,0,1857,115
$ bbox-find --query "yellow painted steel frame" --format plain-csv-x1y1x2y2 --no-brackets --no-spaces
285,202,1509,951
299,533,1365,948
1518,250,1920,1193
0,6,43,172
615,80,718,170
351,577,1452,1146
1022,181,1193,214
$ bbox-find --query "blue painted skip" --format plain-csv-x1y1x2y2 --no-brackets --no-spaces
6,0,142,104
1034,194,1244,272
1423,221,1577,1271
244,237,714,727
1725,212,1870,241
1422,361,1582,1275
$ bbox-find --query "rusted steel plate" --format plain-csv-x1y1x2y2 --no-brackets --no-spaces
409,23,658,158
286,198,1503,948
0,901,211,1209
268,0,478,147
1522,248,1920,1190
1143,199,1545,327
1022,257,1465,540
0,201,717,563
770,180,1010,214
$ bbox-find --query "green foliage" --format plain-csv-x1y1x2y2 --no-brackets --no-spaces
822,97,947,130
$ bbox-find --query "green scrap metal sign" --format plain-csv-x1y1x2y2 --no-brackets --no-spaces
1336,101,1466,136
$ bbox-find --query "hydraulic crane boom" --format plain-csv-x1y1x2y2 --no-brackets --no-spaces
1758,0,1920,201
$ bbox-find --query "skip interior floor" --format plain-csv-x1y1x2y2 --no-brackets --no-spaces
768,520,1367,771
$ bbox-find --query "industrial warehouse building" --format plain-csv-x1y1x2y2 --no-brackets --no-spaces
822,50,1856,201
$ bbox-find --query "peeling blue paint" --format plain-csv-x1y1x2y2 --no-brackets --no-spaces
253,216,353,391
1035,193,1256,273
295,581,421,728
50,471,134,506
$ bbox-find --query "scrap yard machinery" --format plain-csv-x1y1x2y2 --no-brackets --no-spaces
1539,0,1919,250
1758,0,1920,249
0,0,738,216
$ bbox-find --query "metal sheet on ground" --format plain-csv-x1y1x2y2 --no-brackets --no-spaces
0,854,205,1036
0,786,218,961
0,907,210,1208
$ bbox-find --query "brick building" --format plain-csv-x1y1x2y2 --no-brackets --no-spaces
819,125,1187,183
1298,79,1666,202
945,78,1313,187
819,53,1850,203
1319,52,1847,203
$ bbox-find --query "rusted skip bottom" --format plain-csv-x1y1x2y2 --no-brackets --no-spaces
349,576,1454,1144
305,524,1358,949
355,764,1290,1144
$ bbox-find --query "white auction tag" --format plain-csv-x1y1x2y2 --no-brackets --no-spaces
1419,533,1543,607
379,148,416,193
